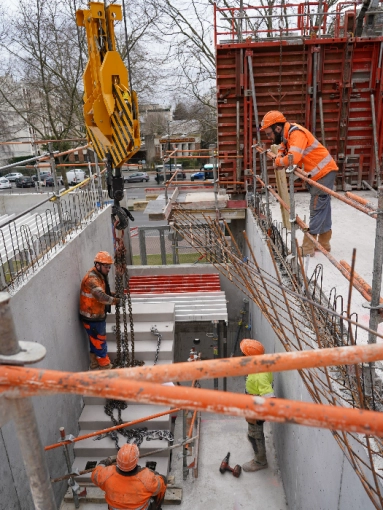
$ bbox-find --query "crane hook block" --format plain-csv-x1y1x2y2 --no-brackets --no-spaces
76,2,140,168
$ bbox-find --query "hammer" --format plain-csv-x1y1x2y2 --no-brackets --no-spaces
219,452,242,478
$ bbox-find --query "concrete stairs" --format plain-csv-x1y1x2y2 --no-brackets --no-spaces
71,302,175,484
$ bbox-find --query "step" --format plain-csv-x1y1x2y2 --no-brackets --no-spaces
107,339,174,361
107,302,175,323
74,433,170,457
79,404,172,431
105,321,175,341
71,455,169,483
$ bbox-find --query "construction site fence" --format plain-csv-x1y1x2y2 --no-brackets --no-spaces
0,186,110,293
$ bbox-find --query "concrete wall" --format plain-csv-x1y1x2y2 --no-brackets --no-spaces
0,205,114,510
245,211,378,510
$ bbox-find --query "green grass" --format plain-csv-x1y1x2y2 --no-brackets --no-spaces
132,252,207,265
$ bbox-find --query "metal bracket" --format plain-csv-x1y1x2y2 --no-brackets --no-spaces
60,434,75,442
362,302,383,310
0,341,46,365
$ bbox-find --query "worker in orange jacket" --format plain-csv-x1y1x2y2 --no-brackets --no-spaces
79,251,120,370
92,443,167,510
260,110,338,256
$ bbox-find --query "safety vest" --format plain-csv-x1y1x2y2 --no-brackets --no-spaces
276,122,338,182
91,465,166,510
79,267,112,321
246,372,274,397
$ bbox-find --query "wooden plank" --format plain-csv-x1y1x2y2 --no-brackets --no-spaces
274,167,291,230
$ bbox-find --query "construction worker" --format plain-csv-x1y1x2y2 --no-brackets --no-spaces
92,443,167,510
79,251,120,370
260,110,338,256
240,339,275,472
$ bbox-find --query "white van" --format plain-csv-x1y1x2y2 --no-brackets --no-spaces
66,169,86,185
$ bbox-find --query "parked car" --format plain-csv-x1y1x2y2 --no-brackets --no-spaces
66,169,86,185
0,178,12,189
33,171,51,182
15,176,34,188
124,172,149,183
4,172,23,182
190,171,205,181
42,176,55,187
191,164,215,181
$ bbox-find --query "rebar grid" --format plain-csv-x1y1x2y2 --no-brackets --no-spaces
171,205,383,509
0,188,109,293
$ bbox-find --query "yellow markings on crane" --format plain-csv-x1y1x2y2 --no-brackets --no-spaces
76,1,140,168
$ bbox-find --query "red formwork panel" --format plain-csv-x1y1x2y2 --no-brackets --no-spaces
215,3,383,194
128,274,221,294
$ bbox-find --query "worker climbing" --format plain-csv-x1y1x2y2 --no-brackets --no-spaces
260,110,338,256
92,443,167,510
240,339,275,472
79,251,120,370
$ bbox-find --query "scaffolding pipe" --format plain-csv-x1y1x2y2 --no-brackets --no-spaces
3,368,383,435
370,94,381,187
0,294,56,510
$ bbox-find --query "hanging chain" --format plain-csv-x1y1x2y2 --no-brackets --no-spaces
150,326,162,366
104,226,144,436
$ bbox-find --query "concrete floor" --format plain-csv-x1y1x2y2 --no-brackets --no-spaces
61,375,287,510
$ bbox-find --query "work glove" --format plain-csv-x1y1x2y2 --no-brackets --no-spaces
270,144,279,155
113,297,121,306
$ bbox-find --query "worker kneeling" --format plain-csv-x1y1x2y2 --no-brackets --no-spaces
92,443,167,510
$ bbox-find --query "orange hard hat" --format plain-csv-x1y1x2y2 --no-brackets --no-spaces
260,110,286,131
117,444,139,471
94,251,114,264
240,339,265,356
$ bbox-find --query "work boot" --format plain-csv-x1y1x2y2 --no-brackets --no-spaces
89,353,99,371
318,230,332,252
242,459,268,472
98,363,113,370
300,233,317,257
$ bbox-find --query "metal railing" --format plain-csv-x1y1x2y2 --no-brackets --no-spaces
0,185,110,293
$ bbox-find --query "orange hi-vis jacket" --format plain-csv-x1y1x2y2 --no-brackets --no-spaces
92,465,167,510
275,122,338,182
79,267,114,321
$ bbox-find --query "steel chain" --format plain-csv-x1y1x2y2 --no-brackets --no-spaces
95,426,174,450
150,326,162,366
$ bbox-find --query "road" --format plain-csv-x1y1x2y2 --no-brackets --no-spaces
1,179,167,228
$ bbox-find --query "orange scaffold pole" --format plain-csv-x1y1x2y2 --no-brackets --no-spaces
3,343,383,434
1,367,383,435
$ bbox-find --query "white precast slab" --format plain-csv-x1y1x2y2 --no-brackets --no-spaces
131,291,228,322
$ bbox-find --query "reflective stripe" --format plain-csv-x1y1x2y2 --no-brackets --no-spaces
289,145,304,154
310,154,334,177
288,125,301,134
302,138,320,157
81,310,95,319
81,291,94,299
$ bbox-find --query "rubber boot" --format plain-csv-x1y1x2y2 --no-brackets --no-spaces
318,229,332,252
89,353,99,371
242,459,268,472
300,233,317,257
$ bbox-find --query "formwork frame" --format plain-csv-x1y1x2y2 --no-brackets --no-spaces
214,1,383,193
